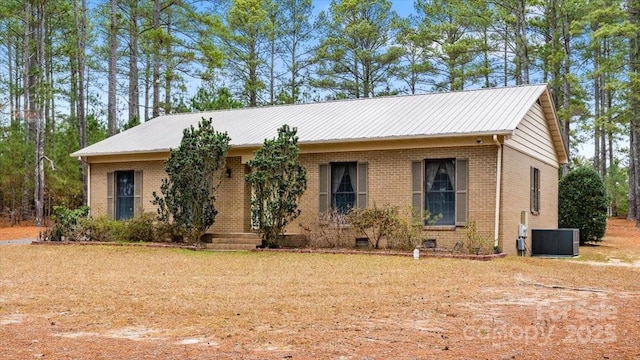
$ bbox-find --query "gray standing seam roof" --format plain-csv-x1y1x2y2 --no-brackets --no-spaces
72,84,552,157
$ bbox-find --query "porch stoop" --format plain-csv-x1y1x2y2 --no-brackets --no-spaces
203,232,262,250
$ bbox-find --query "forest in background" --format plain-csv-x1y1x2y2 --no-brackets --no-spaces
0,0,639,226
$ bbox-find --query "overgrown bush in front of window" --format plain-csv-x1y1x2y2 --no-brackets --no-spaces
246,125,307,248
300,210,355,248
387,206,442,250
78,215,129,241
48,210,169,243
346,204,399,249
126,212,158,242
559,166,609,245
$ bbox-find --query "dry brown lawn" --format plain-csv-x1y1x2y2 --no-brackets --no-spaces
1,219,640,359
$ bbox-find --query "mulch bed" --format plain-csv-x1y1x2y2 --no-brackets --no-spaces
30,239,507,260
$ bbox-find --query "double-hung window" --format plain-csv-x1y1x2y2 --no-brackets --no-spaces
107,170,143,220
319,162,368,215
412,158,467,226
331,162,357,214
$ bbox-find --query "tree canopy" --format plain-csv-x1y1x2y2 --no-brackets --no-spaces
1,0,640,225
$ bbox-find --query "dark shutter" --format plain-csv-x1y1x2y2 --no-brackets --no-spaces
530,167,534,213
319,164,329,214
107,172,114,219
411,161,423,212
455,159,468,226
134,170,143,216
356,162,368,208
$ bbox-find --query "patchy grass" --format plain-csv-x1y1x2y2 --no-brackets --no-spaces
1,218,640,359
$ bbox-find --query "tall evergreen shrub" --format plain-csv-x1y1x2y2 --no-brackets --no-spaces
558,167,609,245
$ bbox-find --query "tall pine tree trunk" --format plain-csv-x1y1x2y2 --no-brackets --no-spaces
561,11,571,175
21,1,32,222
593,42,601,173
144,53,150,121
164,9,172,115
629,129,637,220
128,1,140,124
152,0,161,118
34,1,46,227
108,0,118,135
629,0,640,225
73,0,88,205
7,35,15,125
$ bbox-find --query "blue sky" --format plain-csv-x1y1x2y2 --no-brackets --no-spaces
313,0,416,17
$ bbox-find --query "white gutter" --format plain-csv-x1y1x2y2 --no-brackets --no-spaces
493,135,502,249
87,162,91,214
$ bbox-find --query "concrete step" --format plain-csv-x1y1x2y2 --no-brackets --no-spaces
201,232,262,250
207,232,260,239
204,243,258,251
210,237,261,245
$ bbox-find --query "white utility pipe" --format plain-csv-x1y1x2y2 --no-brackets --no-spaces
493,135,502,249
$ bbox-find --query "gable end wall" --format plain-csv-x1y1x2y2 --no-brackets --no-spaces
504,103,559,167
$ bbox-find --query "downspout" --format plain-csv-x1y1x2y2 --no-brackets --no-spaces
87,162,91,214
493,135,502,249
79,157,91,216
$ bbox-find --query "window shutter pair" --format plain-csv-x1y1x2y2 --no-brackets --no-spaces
411,159,467,226
318,163,368,214
106,171,143,219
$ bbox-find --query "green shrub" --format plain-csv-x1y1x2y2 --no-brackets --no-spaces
127,212,157,242
246,125,307,247
71,213,163,242
559,167,609,245
77,216,128,242
49,205,90,241
153,117,231,243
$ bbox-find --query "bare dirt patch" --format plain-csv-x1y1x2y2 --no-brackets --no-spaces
1,219,640,359
0,223,43,241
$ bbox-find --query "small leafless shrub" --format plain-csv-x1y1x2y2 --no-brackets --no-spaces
463,220,490,254
346,204,399,249
300,210,354,248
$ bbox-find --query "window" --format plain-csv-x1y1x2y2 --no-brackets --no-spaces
425,159,456,225
116,171,135,220
319,162,367,215
107,170,142,220
530,167,540,215
331,162,357,214
412,158,467,226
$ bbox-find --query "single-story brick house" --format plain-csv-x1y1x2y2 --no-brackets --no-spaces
72,84,568,255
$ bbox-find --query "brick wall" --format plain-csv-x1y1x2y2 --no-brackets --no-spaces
500,145,559,255
89,145,559,253
89,157,248,234
208,156,247,233
292,145,498,250
90,161,166,217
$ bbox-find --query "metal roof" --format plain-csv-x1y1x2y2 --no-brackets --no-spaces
72,84,559,157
